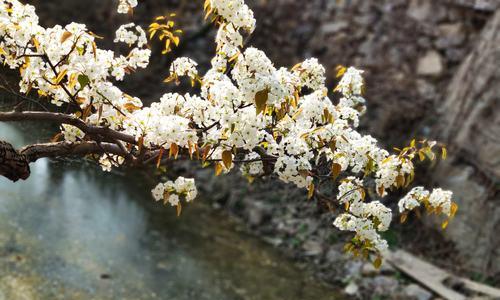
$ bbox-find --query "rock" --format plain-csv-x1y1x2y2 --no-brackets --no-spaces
372,275,399,295
344,281,359,295
407,0,432,22
345,260,363,277
325,249,342,263
361,262,380,276
244,200,272,227
403,284,433,300
302,240,323,256
417,51,444,76
321,21,348,35
436,23,466,48
416,79,437,100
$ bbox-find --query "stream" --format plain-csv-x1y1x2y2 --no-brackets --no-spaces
0,123,342,300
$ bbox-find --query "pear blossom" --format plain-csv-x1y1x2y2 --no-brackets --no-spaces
117,0,137,14
0,0,455,259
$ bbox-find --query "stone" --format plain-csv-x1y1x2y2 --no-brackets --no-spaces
302,240,323,256
244,200,272,227
361,262,380,276
321,21,348,35
403,284,433,300
372,275,399,295
407,0,432,21
436,23,466,48
345,260,363,277
344,281,359,295
417,51,444,76
325,248,342,263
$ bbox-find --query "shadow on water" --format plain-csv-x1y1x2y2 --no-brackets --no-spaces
0,123,342,300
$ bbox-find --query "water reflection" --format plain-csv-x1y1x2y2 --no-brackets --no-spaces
0,123,340,300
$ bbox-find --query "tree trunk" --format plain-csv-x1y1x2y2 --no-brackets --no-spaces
0,141,30,182
433,9,500,275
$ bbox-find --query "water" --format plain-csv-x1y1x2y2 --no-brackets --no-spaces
0,123,341,300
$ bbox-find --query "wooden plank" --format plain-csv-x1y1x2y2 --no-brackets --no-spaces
459,277,500,298
386,250,500,299
385,250,466,300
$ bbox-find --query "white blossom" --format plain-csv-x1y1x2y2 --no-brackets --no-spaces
117,0,137,14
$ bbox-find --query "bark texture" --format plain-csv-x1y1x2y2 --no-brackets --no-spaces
0,140,30,181
0,140,126,182
434,9,500,275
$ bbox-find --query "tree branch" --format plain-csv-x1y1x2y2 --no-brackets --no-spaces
20,141,126,163
0,139,128,181
0,110,137,145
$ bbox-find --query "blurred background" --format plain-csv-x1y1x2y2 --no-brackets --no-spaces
0,0,499,299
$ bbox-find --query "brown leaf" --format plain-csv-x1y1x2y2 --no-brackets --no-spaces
156,148,164,168
331,163,342,180
169,143,179,159
60,31,72,44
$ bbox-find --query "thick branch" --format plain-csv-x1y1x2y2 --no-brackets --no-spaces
21,141,126,163
0,140,127,181
0,111,137,145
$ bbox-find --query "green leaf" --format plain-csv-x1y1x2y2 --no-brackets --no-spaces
77,74,90,89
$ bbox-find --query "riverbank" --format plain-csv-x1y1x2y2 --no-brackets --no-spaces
0,122,345,300
196,169,453,300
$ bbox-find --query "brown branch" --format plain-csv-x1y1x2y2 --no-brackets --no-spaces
0,139,128,181
0,110,137,145
20,141,126,163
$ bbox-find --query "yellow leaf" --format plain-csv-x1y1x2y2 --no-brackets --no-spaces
221,150,233,169
450,202,458,217
377,185,385,197
418,151,426,161
335,65,347,78
373,256,382,269
187,141,194,160
255,89,268,115
202,145,211,162
176,203,182,217
396,175,405,188
92,41,97,60
441,147,447,160
32,38,40,52
441,219,449,229
307,182,315,200
162,191,170,204
215,162,223,176
291,108,303,120
400,212,408,224
123,102,141,112
54,69,68,85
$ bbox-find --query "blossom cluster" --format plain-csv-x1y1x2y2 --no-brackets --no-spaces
333,177,392,253
399,187,454,217
152,177,197,206
169,57,198,80
0,0,455,258
114,23,147,47
117,0,137,14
